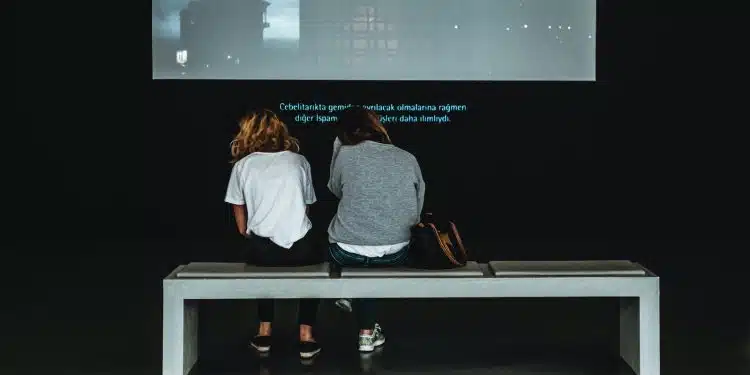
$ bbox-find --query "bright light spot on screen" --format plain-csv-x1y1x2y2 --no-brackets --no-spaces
176,50,188,64
523,24,528,28
588,34,593,39
558,25,563,30
568,26,572,30
205,64,210,68
227,55,232,59
454,24,459,29
506,27,511,31
548,25,552,29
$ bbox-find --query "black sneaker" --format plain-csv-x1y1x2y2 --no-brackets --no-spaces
250,335,272,353
299,341,321,359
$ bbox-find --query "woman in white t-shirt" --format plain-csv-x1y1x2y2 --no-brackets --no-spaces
224,110,321,359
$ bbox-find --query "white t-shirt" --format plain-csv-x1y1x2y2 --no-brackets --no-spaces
225,151,316,249
336,241,410,258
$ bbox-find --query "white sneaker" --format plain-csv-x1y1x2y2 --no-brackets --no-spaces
358,323,386,352
335,299,353,312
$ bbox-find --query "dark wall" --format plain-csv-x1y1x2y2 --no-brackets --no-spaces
18,1,742,261
10,3,747,372
144,81,601,244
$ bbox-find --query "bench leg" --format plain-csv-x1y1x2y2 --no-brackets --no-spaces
620,293,660,375
163,287,199,375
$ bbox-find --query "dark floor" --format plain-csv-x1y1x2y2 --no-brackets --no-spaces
4,240,749,375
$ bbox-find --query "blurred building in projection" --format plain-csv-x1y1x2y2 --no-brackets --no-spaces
298,0,511,79
180,0,270,74
296,0,595,80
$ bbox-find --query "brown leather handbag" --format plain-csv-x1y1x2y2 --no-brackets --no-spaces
408,213,468,269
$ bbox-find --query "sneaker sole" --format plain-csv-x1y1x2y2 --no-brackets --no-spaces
300,348,321,359
358,336,386,352
335,300,352,312
250,343,271,353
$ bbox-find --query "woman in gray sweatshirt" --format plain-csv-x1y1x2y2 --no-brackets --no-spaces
327,106,425,352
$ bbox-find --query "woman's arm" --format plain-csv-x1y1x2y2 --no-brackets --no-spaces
330,136,342,177
414,160,426,217
232,204,248,236
328,137,343,199
226,163,249,236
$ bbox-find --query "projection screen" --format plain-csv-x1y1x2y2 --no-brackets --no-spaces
152,0,597,81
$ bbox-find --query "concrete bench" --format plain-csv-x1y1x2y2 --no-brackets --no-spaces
176,262,331,278
489,260,648,276
163,260,659,375
340,261,485,278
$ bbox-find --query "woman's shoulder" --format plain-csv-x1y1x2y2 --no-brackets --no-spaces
388,144,419,163
237,151,309,165
283,151,312,166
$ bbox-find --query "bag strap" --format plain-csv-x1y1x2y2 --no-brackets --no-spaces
448,221,468,259
420,222,462,266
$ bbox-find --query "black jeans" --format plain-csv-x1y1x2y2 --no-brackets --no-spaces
328,243,409,330
245,231,322,327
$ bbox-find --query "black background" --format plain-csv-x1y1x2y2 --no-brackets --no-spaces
20,0,740,250
12,0,748,373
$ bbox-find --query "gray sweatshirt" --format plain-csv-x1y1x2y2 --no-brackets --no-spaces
328,138,425,246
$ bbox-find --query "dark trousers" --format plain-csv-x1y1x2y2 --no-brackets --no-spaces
328,243,409,330
245,231,322,327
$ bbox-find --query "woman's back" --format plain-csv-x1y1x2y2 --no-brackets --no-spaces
227,150,315,248
328,140,425,246
325,107,423,350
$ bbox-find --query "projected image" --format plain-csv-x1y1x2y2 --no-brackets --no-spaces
152,0,596,81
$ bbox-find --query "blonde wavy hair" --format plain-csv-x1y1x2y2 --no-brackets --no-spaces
230,109,300,163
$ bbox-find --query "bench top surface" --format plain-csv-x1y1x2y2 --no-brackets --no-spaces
340,261,484,278
489,260,646,276
169,260,649,280
176,262,331,278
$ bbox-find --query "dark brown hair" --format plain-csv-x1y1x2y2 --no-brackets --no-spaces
336,106,392,146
